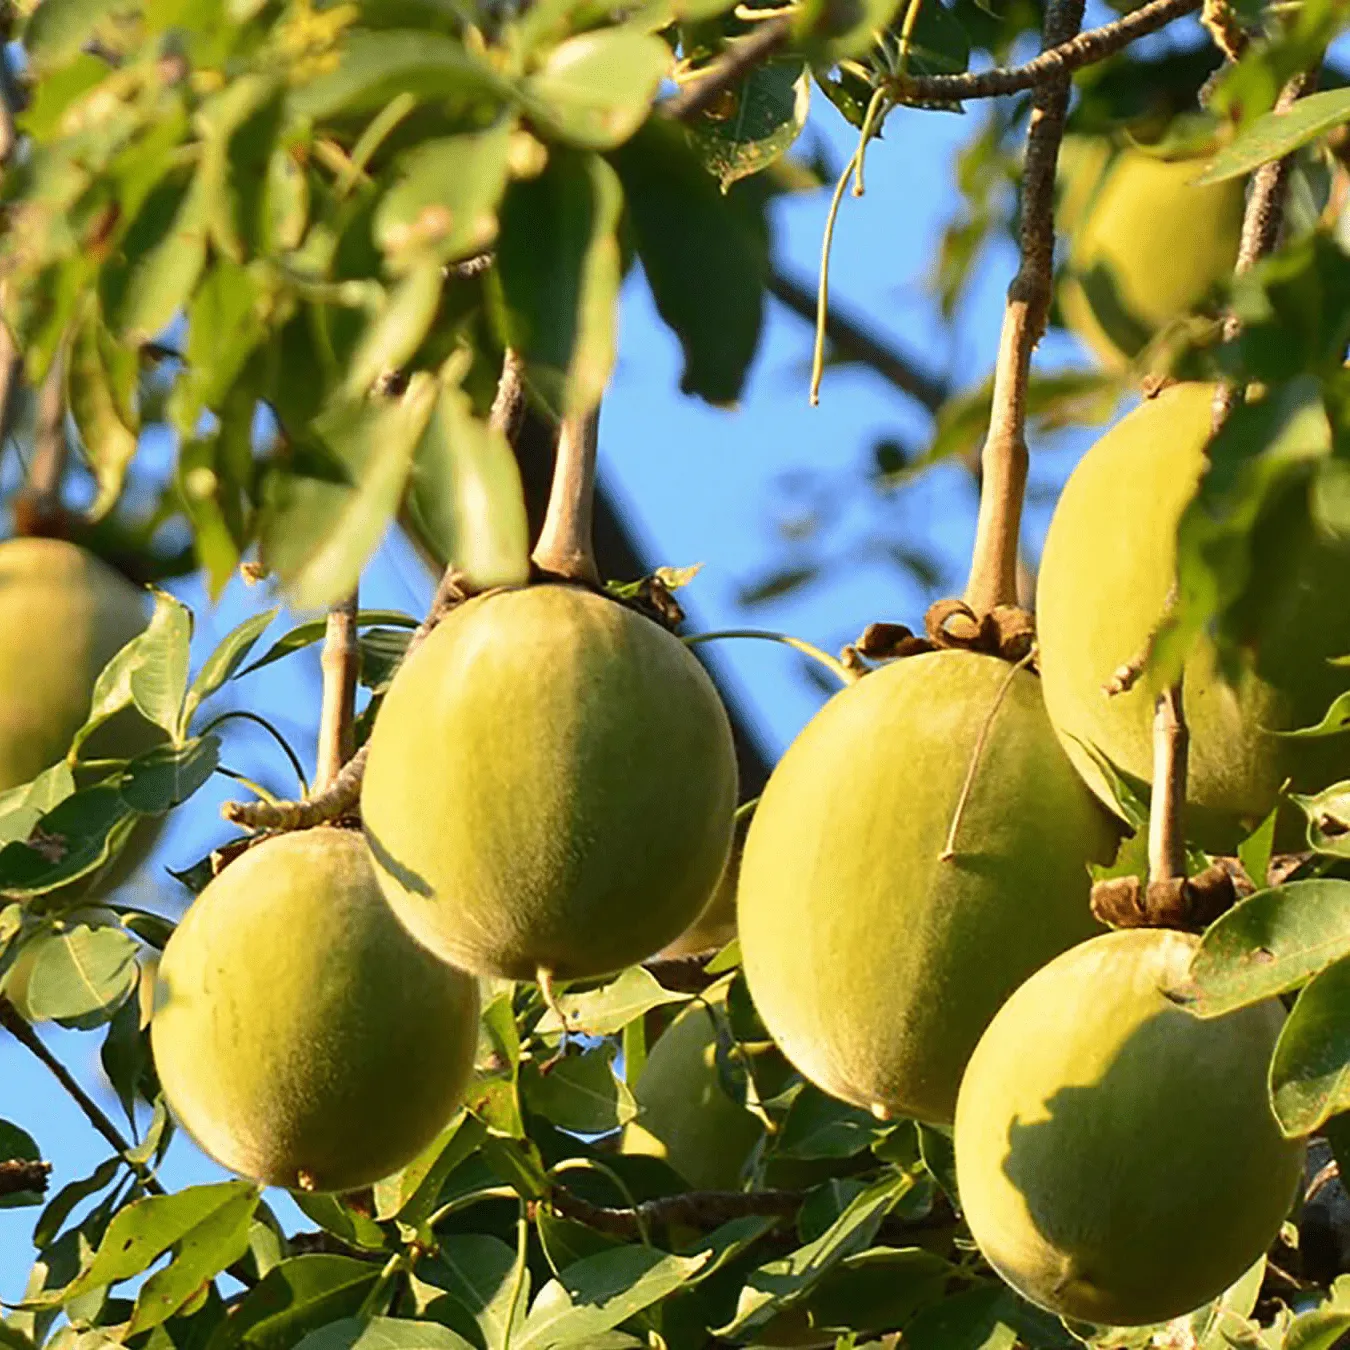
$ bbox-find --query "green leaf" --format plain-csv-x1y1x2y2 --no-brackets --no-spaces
403,382,532,591
1284,1277,1350,1350
524,31,670,151
290,30,509,120
609,119,766,404
374,123,515,272
210,1255,381,1350
261,374,439,610
180,262,268,423
0,785,139,898
118,738,221,815
1292,781,1350,857
1274,689,1350,738
127,1186,259,1334
23,0,111,68
51,1182,257,1304
1196,88,1350,185
493,150,622,419
685,63,809,192
32,1156,121,1249
521,1047,637,1133
101,994,151,1129
0,764,77,848
294,1319,477,1350
420,1235,528,1350
1175,880,1350,1016
533,966,690,1036
1237,805,1279,893
66,302,140,521
237,610,417,678
773,1086,881,1160
182,609,279,730
23,923,140,1023
904,1286,1018,1350
373,1112,487,1224
1269,955,1350,1136
515,1246,709,1350
289,1192,388,1252
344,261,445,399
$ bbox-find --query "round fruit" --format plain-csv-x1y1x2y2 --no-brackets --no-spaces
0,538,151,791
738,649,1118,1125
1036,381,1350,848
955,928,1303,1325
1057,147,1244,367
658,831,741,960
362,583,738,982
151,827,479,1193
621,984,762,1190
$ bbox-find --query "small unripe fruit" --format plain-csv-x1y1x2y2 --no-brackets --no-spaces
0,538,151,790
1037,382,1350,847
621,985,762,1190
151,827,479,1193
955,928,1303,1325
1057,146,1244,367
362,584,738,982
738,650,1117,1125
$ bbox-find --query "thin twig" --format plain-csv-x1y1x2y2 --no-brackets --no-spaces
964,0,1084,616
14,353,68,538
314,591,360,794
545,1184,803,1240
662,15,794,122
767,269,948,411
890,0,1197,104
531,410,601,584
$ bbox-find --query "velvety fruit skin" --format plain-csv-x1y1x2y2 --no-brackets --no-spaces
1037,382,1350,848
955,928,1303,1325
658,836,739,959
0,538,151,791
738,650,1118,1125
362,584,738,981
151,827,479,1193
621,986,762,1190
1057,149,1244,367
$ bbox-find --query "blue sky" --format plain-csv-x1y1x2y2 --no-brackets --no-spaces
0,13,1162,1282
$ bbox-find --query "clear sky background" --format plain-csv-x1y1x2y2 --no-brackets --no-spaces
0,6,1168,1283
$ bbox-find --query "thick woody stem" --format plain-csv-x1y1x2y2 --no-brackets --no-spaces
1148,683,1190,883
964,0,1083,617
314,590,360,795
530,411,601,585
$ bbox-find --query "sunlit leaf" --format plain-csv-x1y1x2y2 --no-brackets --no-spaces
1270,955,1350,1136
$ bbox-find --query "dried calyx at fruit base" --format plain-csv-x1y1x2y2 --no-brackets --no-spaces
361,413,739,987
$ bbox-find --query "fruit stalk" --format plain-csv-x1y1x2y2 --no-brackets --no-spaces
1147,683,1189,883
964,0,1084,616
531,411,602,585
314,590,360,795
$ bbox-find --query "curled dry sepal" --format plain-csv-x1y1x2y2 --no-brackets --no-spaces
843,601,1037,674
1090,861,1242,931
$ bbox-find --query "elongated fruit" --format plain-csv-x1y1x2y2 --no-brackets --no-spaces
362,584,738,981
738,649,1118,1125
621,982,763,1190
151,827,479,1192
1057,146,1244,367
1037,382,1350,848
955,928,1303,1325
0,537,150,790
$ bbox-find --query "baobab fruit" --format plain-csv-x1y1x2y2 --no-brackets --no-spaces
362,584,737,982
622,984,762,1190
657,827,742,960
0,538,150,790
151,827,479,1193
1057,147,1244,366
955,928,1303,1325
1036,382,1350,848
737,649,1117,1125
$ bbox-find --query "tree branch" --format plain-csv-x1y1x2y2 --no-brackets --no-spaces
314,591,360,795
767,268,949,412
13,353,68,538
964,0,1083,616
0,1158,51,1198
888,0,1199,104
662,16,794,122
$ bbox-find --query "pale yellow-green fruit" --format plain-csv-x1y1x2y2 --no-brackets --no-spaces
621,986,762,1190
1036,382,1350,849
0,538,151,791
658,834,740,960
738,650,1118,1126
1057,148,1244,367
955,928,1303,1325
151,827,479,1193
362,584,738,982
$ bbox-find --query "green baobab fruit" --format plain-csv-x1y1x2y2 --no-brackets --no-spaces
658,826,743,959
0,538,151,791
1057,147,1244,366
1037,382,1350,848
955,928,1303,1325
622,984,762,1190
362,584,738,982
151,827,479,1193
737,649,1117,1125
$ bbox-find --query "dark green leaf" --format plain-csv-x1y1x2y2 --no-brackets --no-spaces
0,785,139,898
1237,805,1280,892
903,1285,1017,1350
1276,689,1350,739
182,610,280,729
210,1255,381,1350
420,1235,527,1350
289,1192,388,1252
119,738,220,814
1293,781,1350,857
1270,955,1350,1136
1284,1277,1350,1350
773,1086,880,1160
67,302,140,521
344,260,445,398
372,1112,487,1224
685,63,809,191
101,994,152,1130
32,1156,121,1250
237,610,418,678
533,967,690,1036
520,1047,638,1133
0,764,76,848
1175,880,1350,1016
1196,89,1350,185
294,1319,476,1350
24,924,140,1023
